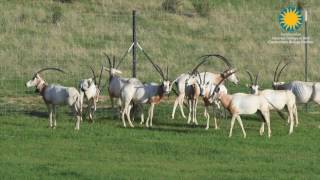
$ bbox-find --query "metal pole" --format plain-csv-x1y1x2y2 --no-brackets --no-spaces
132,10,137,78
304,10,308,111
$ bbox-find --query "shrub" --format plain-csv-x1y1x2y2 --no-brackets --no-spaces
162,0,182,13
192,0,210,17
51,6,62,24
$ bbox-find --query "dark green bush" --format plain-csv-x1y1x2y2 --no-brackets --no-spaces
192,0,210,17
51,6,62,24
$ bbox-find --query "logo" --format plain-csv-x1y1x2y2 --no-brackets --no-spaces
278,6,304,33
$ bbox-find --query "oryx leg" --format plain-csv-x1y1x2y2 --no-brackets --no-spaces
149,103,155,127
187,99,192,124
73,103,81,130
288,105,294,134
259,122,265,136
52,105,57,129
212,105,219,130
293,104,299,127
193,98,198,125
229,115,236,138
47,104,53,128
178,94,187,119
262,111,271,138
125,104,134,128
146,104,155,128
205,106,210,130
236,115,246,138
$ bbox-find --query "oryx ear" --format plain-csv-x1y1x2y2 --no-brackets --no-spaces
245,84,250,88
104,67,110,72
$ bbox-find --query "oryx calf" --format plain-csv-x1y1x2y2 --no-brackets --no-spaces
25,68,82,130
246,71,297,134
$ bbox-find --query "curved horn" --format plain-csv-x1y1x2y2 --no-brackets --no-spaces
276,62,290,82
112,55,116,68
166,65,169,80
36,67,65,74
273,61,282,82
97,66,103,89
246,70,254,84
191,54,232,74
210,71,236,98
104,53,112,69
255,72,259,85
89,66,97,84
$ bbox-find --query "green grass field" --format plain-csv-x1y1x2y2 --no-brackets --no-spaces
1,101,320,179
1,0,320,179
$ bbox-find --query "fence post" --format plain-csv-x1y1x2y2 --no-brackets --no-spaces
304,10,308,111
132,10,137,78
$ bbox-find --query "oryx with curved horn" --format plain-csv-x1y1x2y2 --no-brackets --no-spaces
273,60,320,127
120,58,172,128
25,68,82,130
196,71,228,130
79,66,103,122
246,70,296,133
209,71,273,138
171,54,238,125
104,53,142,109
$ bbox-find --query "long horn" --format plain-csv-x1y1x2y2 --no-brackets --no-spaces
273,61,282,82
276,62,290,82
36,67,65,74
89,66,97,84
112,55,116,68
97,65,103,89
212,70,237,95
191,54,232,74
255,72,259,85
246,70,254,84
104,53,112,69
166,65,169,80
145,54,165,79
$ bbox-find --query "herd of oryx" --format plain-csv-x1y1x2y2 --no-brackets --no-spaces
25,53,320,138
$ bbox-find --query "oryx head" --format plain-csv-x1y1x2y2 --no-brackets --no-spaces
191,54,239,85
25,67,65,88
272,60,290,90
246,70,259,95
145,56,171,95
208,70,236,103
103,53,123,76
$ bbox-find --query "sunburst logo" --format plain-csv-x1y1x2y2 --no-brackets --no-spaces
278,6,304,33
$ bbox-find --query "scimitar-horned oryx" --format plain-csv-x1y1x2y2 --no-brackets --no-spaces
79,66,103,122
246,70,296,134
171,54,239,121
26,68,82,130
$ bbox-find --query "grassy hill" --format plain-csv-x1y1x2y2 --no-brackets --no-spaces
0,0,320,96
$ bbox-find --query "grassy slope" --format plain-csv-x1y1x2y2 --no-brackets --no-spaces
1,0,320,179
0,0,320,96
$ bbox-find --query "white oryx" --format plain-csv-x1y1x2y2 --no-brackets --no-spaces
172,54,238,126
273,60,320,126
25,68,82,130
196,71,228,130
246,71,296,134
104,54,142,108
79,66,103,122
210,71,272,138
120,59,172,128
